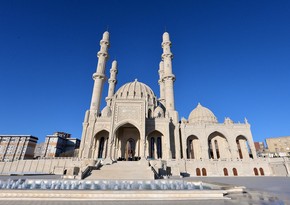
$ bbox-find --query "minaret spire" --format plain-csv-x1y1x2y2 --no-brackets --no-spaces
106,60,118,106
161,32,175,112
90,31,110,113
158,61,165,106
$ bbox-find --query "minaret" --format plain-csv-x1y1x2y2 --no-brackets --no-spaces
158,61,165,106
90,31,110,114
161,32,175,112
105,60,118,106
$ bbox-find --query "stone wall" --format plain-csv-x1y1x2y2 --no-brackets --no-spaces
0,157,289,178
0,158,84,176
158,158,289,177
268,157,290,176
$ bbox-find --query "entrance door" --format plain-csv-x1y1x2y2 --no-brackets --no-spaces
126,139,135,161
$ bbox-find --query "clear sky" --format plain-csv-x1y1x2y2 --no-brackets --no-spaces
0,0,289,144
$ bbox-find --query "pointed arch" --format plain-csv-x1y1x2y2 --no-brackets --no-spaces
93,130,109,159
114,121,141,135
186,135,201,159
114,123,141,161
208,131,230,159
236,135,253,159
147,130,163,159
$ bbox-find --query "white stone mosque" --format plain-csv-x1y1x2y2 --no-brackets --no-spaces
0,31,288,179
76,31,283,179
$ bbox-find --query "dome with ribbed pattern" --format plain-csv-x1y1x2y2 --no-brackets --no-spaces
188,103,218,124
114,79,156,101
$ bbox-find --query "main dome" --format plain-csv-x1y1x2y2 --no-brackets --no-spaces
188,103,218,124
114,79,157,101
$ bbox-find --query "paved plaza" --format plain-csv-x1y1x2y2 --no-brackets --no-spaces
0,176,288,205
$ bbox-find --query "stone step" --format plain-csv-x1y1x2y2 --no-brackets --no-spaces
85,161,154,180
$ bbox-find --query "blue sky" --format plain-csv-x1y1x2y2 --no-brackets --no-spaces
0,0,289,144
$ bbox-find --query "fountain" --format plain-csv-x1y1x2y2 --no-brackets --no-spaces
0,178,242,201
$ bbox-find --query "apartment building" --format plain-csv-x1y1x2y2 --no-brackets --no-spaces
0,135,38,161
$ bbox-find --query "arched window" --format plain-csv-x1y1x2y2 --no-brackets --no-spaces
233,168,238,176
223,168,228,176
196,168,201,176
253,168,259,176
98,137,105,158
259,168,264,176
157,137,162,159
150,137,155,158
202,168,207,176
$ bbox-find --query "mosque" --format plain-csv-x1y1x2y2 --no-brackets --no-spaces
1,31,288,178
77,31,278,178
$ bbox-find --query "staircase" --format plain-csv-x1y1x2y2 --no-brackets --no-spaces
85,160,154,180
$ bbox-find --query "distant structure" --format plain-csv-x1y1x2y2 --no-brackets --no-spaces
254,141,267,157
33,142,44,159
0,135,38,162
266,136,290,157
41,132,80,158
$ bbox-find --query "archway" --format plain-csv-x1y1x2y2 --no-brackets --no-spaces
208,132,230,159
147,130,163,159
186,135,200,159
93,130,109,159
236,135,253,159
114,123,141,161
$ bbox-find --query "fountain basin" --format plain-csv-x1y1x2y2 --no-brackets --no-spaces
0,179,238,200
0,189,228,201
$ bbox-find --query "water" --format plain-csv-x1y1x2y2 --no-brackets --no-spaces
0,179,209,191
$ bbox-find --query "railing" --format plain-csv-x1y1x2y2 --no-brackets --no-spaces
81,160,102,179
151,166,161,179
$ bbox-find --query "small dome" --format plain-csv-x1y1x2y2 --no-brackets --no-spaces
114,79,156,102
153,106,164,118
188,103,218,124
101,105,111,117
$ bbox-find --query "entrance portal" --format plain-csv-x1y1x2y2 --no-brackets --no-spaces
114,123,141,161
